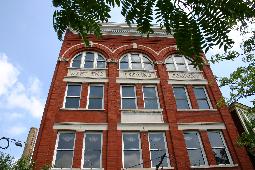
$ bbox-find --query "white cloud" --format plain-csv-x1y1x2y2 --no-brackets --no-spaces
8,126,27,136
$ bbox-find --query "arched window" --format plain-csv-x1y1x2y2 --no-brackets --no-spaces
165,54,199,71
71,52,106,68
119,53,154,71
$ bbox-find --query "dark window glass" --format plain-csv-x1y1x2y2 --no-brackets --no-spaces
122,86,135,97
72,54,82,68
57,133,75,149
67,85,81,96
187,149,205,166
65,98,80,108
120,54,153,71
173,87,190,109
144,99,158,109
55,151,74,168
132,63,142,69
97,61,105,68
122,99,136,109
88,85,103,109
193,87,210,109
143,86,159,109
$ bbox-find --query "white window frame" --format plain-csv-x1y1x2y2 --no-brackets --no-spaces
207,130,234,165
142,85,160,109
122,132,143,168
52,131,76,169
119,53,154,71
63,83,82,108
165,55,199,72
81,132,103,169
183,131,208,167
148,132,170,168
70,52,106,69
86,84,104,109
193,86,212,109
173,85,192,109
121,85,137,109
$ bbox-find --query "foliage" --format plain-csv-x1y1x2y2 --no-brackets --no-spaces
0,152,12,170
52,0,255,67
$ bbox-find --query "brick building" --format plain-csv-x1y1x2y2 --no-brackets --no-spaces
33,23,254,170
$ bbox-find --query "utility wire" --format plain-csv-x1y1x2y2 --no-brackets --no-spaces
0,136,25,149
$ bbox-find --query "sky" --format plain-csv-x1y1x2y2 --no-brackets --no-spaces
0,1,252,159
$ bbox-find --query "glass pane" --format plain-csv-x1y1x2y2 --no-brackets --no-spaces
213,148,230,165
166,64,175,70
143,56,150,62
65,97,80,108
88,98,102,109
97,55,104,61
123,133,139,150
149,133,165,150
121,55,129,62
85,52,94,61
144,99,158,109
58,133,75,149
187,149,205,166
131,54,141,62
84,61,94,68
194,87,207,99
120,62,129,69
184,132,201,148
173,87,187,99
72,60,81,68
132,63,142,69
122,86,135,97
175,56,184,63
208,131,225,147
144,63,154,70
143,87,156,97
189,64,199,71
151,150,168,167
97,61,106,68
67,85,81,96
197,100,210,109
176,99,190,109
166,57,174,63
124,151,141,168
84,150,101,168
90,86,103,98
177,64,187,71
122,98,136,109
85,134,101,150
54,151,73,168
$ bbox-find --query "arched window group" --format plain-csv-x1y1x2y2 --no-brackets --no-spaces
165,54,199,71
71,52,106,69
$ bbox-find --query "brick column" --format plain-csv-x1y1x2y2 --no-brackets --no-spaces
141,132,150,168
200,130,216,165
72,132,84,168
186,85,199,109
80,83,88,108
136,84,144,109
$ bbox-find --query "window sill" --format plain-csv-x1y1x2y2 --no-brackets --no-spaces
60,108,105,111
67,67,108,70
190,164,238,169
122,168,174,170
121,109,163,113
177,109,217,112
167,70,202,73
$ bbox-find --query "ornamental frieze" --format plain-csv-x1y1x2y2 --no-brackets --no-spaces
119,70,157,79
67,69,106,78
168,71,204,80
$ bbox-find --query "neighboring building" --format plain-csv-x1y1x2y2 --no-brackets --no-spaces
22,127,38,159
33,23,254,170
229,102,255,167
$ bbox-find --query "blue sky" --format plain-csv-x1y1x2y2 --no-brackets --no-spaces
0,1,252,159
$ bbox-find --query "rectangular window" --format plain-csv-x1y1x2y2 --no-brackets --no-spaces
208,131,232,165
121,85,137,109
173,86,191,109
184,131,207,167
54,132,75,168
143,86,159,109
148,132,169,168
88,84,104,109
122,133,142,168
83,132,102,168
193,86,211,109
64,84,81,108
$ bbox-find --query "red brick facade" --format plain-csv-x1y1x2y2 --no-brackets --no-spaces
33,25,253,170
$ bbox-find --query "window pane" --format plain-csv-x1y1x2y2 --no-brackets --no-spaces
67,85,81,96
72,60,81,68
144,99,158,109
142,56,150,62
149,133,165,150
189,64,199,71
187,149,205,166
132,63,142,69
123,133,139,150
86,52,94,61
177,64,187,71
197,100,210,109
176,99,190,109
124,151,141,168
122,86,135,97
65,97,80,108
131,54,141,62
90,86,103,98
54,151,73,168
151,150,168,167
97,55,104,61
97,61,105,68
194,88,207,99
208,131,224,147
84,150,101,168
88,99,102,109
121,55,129,62
175,56,184,63
85,134,102,150
143,87,156,98
213,148,230,165
166,57,174,63
84,61,94,68
173,87,187,99
58,133,75,149
144,63,154,70
184,132,201,149
166,63,175,70
120,62,129,69
122,99,136,109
